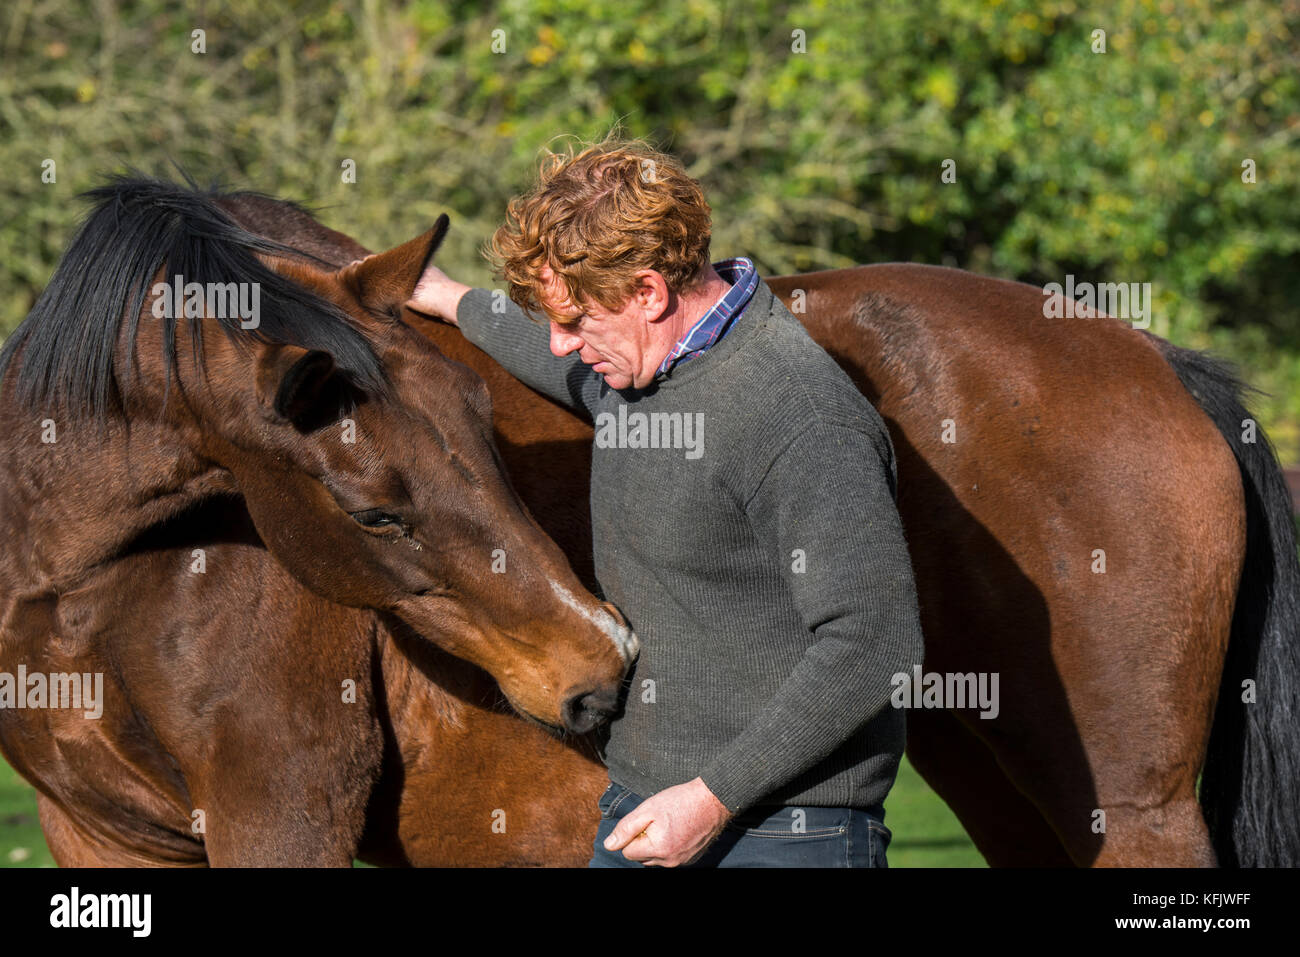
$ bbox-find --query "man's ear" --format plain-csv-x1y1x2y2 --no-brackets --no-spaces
337,213,451,317
255,344,338,425
634,268,674,324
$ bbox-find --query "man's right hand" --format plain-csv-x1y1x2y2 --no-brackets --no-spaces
406,264,472,326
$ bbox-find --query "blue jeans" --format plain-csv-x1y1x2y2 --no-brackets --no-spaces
588,780,892,868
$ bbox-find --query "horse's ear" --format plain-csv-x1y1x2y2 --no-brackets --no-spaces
338,214,451,316
255,344,338,425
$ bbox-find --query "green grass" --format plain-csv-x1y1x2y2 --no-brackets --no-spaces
0,760,53,868
887,756,985,867
0,750,980,868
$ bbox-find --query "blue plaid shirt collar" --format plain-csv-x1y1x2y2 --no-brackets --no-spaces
655,257,759,379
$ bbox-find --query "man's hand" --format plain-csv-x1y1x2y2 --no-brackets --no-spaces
603,777,733,867
405,264,472,326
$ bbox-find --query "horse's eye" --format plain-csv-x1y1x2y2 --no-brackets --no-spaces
351,509,401,529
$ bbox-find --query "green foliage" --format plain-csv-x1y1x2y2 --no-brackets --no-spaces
1,0,1296,459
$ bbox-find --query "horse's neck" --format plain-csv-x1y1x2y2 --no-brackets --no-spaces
0,403,232,593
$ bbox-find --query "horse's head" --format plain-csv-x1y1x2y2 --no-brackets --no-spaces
2,177,635,734
209,218,638,732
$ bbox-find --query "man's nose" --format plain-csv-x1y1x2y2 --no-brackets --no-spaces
549,321,584,358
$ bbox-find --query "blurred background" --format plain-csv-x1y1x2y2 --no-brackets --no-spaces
1,0,1297,867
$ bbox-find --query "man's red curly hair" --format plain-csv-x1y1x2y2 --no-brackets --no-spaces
487,134,713,325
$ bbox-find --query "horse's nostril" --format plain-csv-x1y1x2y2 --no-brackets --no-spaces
562,687,619,733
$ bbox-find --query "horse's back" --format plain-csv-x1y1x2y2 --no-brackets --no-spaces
770,264,1243,557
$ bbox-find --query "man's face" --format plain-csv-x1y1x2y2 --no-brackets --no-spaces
537,265,663,391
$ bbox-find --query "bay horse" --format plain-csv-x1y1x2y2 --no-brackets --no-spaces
0,177,636,865
226,190,1299,868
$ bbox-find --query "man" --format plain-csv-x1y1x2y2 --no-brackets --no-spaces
407,137,924,868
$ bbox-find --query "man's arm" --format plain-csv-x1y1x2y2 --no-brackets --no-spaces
407,270,602,415
695,419,924,816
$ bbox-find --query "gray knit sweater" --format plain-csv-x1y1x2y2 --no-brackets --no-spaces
456,277,924,815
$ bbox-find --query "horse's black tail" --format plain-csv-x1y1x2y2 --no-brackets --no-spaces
1146,333,1300,867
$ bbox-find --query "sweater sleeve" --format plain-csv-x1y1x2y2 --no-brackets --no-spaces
696,420,925,815
455,287,604,416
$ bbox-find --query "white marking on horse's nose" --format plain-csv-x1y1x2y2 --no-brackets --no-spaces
550,582,640,666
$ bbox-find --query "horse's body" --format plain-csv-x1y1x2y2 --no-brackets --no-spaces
4,181,1296,866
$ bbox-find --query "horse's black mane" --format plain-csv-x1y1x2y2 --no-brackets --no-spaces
0,172,386,421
